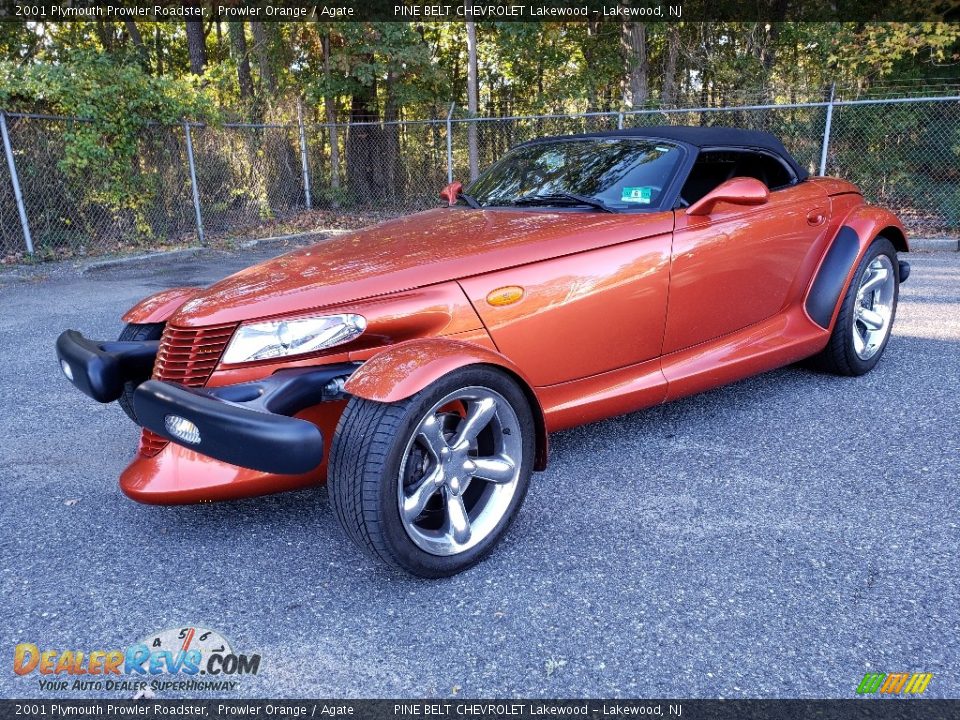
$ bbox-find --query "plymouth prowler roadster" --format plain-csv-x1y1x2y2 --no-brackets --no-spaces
57,126,910,576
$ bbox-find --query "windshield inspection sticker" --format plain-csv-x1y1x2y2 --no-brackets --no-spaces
621,186,653,204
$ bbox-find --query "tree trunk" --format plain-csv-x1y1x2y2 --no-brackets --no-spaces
322,32,341,201
583,21,602,114
621,20,649,109
124,21,149,70
384,69,403,203
346,52,380,203
465,16,479,181
95,20,115,52
186,21,206,75
662,25,679,107
154,25,163,75
228,22,255,102
250,22,277,96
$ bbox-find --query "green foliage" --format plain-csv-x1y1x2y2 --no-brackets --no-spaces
1,20,959,257
0,51,219,235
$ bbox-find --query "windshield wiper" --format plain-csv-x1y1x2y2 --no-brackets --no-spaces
458,191,482,209
511,192,616,213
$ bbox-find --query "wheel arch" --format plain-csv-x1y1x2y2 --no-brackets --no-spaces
344,338,549,470
805,206,907,330
880,225,908,253
842,206,909,253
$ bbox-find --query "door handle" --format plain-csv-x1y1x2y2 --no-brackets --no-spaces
806,210,826,226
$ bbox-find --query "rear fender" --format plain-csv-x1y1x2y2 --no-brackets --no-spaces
122,287,199,325
804,206,908,330
344,338,549,470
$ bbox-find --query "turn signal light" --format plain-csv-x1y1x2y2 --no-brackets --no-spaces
486,286,524,307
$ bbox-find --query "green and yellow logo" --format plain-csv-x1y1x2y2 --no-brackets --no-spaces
856,672,933,695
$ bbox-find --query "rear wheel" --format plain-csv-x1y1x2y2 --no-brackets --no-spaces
117,322,164,423
328,366,534,577
812,236,899,376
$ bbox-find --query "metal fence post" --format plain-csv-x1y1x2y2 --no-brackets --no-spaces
297,100,312,209
446,102,456,184
182,120,205,245
0,111,34,255
819,83,836,176
618,111,625,130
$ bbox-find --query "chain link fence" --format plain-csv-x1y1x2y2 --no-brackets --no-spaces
2,95,959,262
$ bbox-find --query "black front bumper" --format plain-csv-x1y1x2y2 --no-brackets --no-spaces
56,330,159,403
133,364,357,475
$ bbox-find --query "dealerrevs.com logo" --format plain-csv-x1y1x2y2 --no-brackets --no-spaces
13,626,260,693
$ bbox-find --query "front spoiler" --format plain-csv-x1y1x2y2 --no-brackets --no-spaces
133,364,357,475
56,330,159,403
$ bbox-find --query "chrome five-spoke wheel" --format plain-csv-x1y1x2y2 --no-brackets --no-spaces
852,254,896,361
398,388,522,556
328,366,535,577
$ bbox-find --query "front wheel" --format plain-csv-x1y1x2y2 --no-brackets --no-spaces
328,366,535,577
117,322,164,423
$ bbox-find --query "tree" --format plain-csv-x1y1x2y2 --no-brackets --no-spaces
124,21,148,71
465,17,479,180
250,22,277,96
662,24,680,106
621,21,649,109
322,30,341,200
185,21,206,75
228,22,255,103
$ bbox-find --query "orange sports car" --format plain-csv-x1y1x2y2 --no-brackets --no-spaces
57,127,910,576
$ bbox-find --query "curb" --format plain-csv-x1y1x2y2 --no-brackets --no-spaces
80,247,203,274
76,228,354,274
910,237,959,252
235,228,352,249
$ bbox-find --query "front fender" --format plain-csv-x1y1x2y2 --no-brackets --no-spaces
344,338,549,470
804,206,908,330
122,287,199,325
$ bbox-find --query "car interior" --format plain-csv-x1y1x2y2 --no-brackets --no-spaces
677,149,797,207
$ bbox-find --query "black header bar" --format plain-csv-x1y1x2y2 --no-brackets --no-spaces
1,0,959,23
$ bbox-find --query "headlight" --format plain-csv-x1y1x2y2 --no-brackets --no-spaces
222,313,366,364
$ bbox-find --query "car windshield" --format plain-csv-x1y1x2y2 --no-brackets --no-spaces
464,138,684,211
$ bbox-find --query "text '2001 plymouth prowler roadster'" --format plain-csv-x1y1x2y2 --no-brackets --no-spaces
57,126,910,576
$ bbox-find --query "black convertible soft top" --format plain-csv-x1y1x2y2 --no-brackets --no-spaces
530,125,809,182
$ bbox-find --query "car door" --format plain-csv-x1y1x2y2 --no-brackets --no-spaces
662,174,829,355
458,213,674,387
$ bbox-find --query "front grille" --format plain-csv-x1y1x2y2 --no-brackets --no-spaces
138,429,169,457
138,322,238,458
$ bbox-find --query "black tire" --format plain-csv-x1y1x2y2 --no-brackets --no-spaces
116,322,164,423
810,236,899,376
328,365,535,578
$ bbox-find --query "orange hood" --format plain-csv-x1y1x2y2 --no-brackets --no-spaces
172,207,674,327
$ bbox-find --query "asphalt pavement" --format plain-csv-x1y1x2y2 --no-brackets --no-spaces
1,240,957,699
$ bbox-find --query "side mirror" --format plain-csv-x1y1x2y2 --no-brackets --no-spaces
439,181,463,207
686,177,769,216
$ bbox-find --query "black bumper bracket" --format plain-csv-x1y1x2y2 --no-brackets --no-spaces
132,364,358,475
56,330,159,403
898,260,911,283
